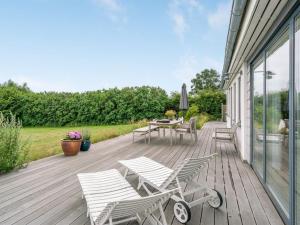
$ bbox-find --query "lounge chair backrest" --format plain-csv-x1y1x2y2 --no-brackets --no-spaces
95,189,178,225
160,154,216,190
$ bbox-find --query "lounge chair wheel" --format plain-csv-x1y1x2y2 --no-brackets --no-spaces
208,189,223,208
174,201,191,224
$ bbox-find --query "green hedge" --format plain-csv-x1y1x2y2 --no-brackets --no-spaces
0,86,169,126
0,82,226,127
190,89,225,119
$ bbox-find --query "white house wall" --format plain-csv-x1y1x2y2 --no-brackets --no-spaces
226,62,250,162
224,0,293,163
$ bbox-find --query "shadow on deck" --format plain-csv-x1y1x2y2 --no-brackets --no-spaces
0,122,284,225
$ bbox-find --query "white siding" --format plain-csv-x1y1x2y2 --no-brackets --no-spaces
225,62,251,163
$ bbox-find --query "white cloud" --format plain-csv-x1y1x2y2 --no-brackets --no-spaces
208,1,231,30
185,0,201,8
173,54,200,90
173,54,223,90
92,0,126,23
94,0,122,12
168,0,202,40
171,12,188,40
201,57,223,73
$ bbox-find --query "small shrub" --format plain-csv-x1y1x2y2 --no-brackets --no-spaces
165,110,176,119
178,111,184,118
185,105,199,121
197,113,212,129
0,112,29,173
135,119,148,127
82,129,91,141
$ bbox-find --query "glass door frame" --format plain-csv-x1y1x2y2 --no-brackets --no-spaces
250,53,265,180
250,6,300,225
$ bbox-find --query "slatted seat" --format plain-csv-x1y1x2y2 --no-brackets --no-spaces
132,126,159,143
77,169,177,225
212,132,231,140
119,154,223,224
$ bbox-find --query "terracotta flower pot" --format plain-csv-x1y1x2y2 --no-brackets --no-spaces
61,139,82,156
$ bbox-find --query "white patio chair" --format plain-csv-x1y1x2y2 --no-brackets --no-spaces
119,154,223,224
212,123,238,150
174,117,198,144
77,169,177,225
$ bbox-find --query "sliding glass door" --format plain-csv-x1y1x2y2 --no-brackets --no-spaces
265,28,290,215
252,56,264,177
251,9,300,224
295,14,300,225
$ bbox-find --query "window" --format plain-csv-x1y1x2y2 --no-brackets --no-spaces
265,28,290,215
238,76,241,123
252,28,290,218
230,87,232,124
233,83,236,123
250,7,300,225
252,56,264,178
295,14,300,225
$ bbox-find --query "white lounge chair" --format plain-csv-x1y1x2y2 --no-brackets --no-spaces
119,154,223,224
77,169,177,225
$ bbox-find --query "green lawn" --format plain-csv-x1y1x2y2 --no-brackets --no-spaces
21,123,144,161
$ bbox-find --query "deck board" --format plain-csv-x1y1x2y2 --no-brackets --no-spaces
0,122,285,225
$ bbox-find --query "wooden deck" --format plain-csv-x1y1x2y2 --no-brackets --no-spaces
0,122,285,225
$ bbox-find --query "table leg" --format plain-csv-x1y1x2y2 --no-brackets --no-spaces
170,126,172,145
148,124,151,144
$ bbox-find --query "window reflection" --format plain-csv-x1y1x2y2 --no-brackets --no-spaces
253,57,264,177
265,29,289,215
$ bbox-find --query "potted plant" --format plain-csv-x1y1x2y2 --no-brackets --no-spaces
61,131,82,156
81,130,91,151
165,110,176,120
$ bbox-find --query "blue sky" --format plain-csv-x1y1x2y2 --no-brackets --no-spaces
0,0,231,93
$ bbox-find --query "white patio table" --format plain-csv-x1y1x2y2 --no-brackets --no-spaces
148,119,182,145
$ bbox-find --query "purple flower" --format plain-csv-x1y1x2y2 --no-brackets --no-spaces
67,131,81,140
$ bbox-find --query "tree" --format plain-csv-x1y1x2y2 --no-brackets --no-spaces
190,69,220,94
166,91,181,112
0,79,31,92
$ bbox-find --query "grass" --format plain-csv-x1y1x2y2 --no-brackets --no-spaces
21,122,145,162
185,112,215,129
197,113,213,129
